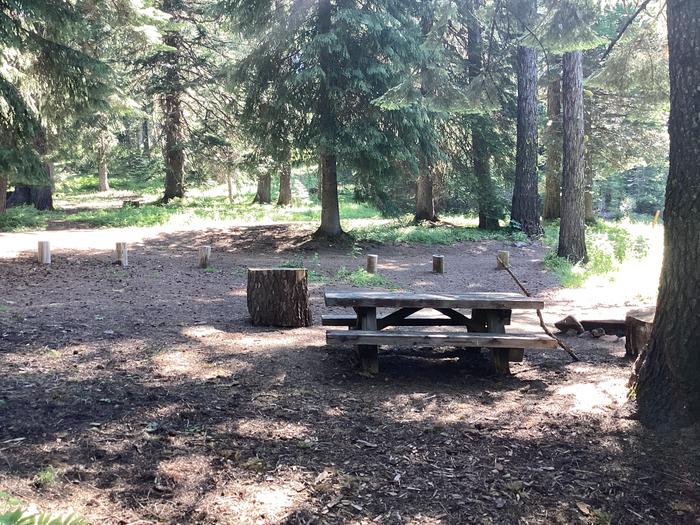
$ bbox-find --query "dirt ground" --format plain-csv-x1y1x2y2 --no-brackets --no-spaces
1,224,698,524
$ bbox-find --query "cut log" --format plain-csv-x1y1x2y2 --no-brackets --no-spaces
247,268,312,327
580,319,626,336
625,306,655,359
115,242,128,267
198,246,211,269
432,255,444,274
366,254,378,274
554,315,585,334
37,241,51,264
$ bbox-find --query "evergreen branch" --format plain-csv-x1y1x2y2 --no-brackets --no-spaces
600,0,654,62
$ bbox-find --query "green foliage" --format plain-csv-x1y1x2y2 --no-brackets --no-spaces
543,220,653,287
351,220,525,245
335,267,398,290
33,466,57,488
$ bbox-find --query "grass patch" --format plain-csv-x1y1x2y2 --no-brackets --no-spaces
543,220,654,288
0,490,86,524
335,266,398,289
351,219,527,245
33,466,57,487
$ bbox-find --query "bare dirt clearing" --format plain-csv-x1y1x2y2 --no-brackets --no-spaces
1,225,698,524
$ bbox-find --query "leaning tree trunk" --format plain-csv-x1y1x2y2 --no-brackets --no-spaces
635,0,700,430
252,172,272,204
247,268,312,327
277,160,292,206
161,1,186,203
468,0,499,230
543,71,562,219
558,51,587,263
512,36,542,237
314,0,343,239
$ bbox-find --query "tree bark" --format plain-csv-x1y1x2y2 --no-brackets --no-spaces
277,160,292,206
543,71,562,219
252,172,272,204
97,133,110,192
558,51,587,263
468,0,499,230
314,0,343,238
635,0,700,430
414,170,437,222
584,107,595,223
0,174,7,214
142,118,150,156
247,268,312,327
161,0,186,203
512,14,542,237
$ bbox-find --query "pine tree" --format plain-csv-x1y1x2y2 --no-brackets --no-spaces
0,0,111,212
511,0,543,237
543,67,562,219
635,0,700,429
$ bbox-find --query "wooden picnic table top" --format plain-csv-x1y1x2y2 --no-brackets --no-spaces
324,291,544,310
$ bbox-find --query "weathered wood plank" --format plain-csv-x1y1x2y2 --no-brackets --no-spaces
324,291,543,310
355,307,379,374
326,330,558,349
322,311,481,329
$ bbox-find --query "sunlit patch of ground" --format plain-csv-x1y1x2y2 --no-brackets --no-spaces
557,378,628,414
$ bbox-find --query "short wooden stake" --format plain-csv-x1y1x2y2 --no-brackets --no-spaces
496,250,509,270
37,241,51,264
366,254,378,274
115,242,128,267
432,255,444,274
198,246,211,268
652,209,661,228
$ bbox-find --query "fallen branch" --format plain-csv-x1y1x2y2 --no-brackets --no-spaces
497,255,580,362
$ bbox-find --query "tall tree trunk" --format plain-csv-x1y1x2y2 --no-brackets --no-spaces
414,13,437,224
161,0,185,203
543,71,562,219
584,108,595,223
558,51,587,263
511,2,542,237
226,171,234,204
314,0,343,238
97,133,109,192
414,170,437,222
0,173,7,214
277,160,292,206
635,0,700,430
252,173,272,204
468,0,499,230
142,119,150,156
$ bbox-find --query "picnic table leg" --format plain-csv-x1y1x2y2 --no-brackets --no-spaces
480,309,512,375
354,306,379,374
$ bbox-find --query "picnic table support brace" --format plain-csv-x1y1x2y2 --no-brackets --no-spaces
354,307,379,374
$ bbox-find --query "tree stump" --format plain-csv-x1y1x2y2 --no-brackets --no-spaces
247,268,312,327
366,254,378,274
625,306,655,359
496,250,509,269
432,255,444,274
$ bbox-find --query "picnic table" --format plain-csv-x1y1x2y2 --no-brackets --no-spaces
323,291,557,374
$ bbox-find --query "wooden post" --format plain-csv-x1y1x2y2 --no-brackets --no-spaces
652,209,661,228
496,250,510,270
247,268,312,327
366,254,378,274
198,246,211,269
37,241,51,264
356,306,379,375
482,309,512,374
115,242,128,267
432,255,445,274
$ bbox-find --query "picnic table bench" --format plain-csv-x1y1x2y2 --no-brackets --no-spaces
323,291,557,374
